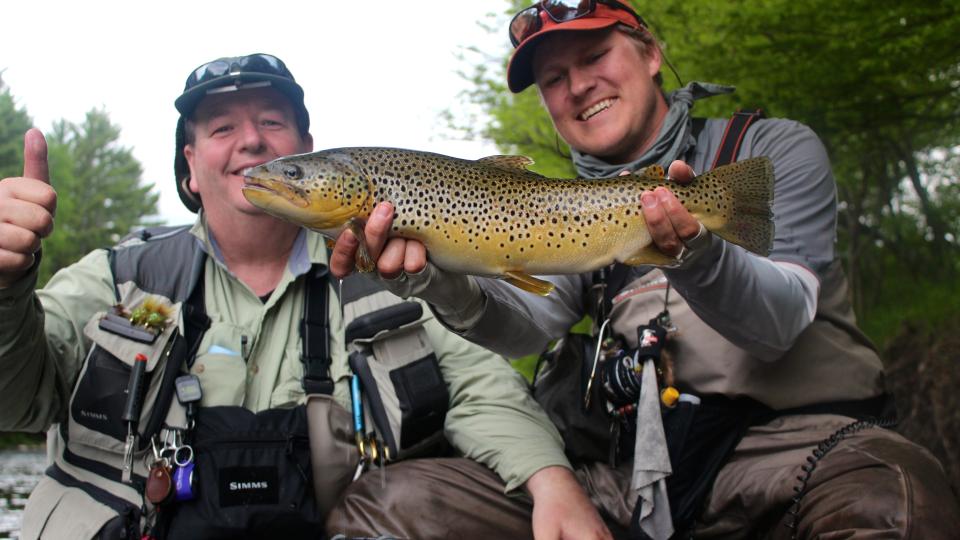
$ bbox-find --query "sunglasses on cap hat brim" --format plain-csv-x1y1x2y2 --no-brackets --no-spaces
509,0,646,47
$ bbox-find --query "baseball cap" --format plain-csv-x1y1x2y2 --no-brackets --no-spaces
507,0,646,93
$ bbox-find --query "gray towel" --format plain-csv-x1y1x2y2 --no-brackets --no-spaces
629,357,674,539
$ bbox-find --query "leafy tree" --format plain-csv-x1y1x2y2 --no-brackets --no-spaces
38,109,160,285
0,73,34,179
456,0,960,345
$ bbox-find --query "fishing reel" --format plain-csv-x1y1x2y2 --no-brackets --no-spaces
596,319,669,417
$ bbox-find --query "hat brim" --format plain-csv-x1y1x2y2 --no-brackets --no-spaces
507,17,622,93
174,73,306,117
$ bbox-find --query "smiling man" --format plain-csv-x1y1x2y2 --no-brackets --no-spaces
0,52,607,540
330,1,960,538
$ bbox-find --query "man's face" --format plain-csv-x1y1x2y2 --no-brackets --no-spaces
532,28,666,164
184,87,312,220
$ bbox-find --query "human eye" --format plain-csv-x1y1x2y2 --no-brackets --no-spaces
260,110,290,128
540,71,565,88
209,122,233,136
586,48,609,64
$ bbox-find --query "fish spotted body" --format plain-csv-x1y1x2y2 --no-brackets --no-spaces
242,147,774,295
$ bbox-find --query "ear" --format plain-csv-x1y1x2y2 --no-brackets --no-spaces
184,144,200,194
303,132,314,153
646,45,663,78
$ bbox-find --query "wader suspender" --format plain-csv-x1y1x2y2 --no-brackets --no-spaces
592,109,765,322
711,109,764,170
300,264,334,395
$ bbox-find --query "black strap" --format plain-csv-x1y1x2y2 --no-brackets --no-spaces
711,108,764,168
300,264,334,395
182,260,210,367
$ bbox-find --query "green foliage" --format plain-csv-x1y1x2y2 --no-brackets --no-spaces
0,75,33,179
37,109,161,285
452,1,576,178
454,0,960,347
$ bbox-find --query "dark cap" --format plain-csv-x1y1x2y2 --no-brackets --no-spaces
507,2,646,93
173,53,310,213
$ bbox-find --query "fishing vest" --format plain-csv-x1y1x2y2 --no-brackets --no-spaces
604,110,887,410
21,225,448,540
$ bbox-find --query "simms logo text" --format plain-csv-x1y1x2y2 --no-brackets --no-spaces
229,481,269,491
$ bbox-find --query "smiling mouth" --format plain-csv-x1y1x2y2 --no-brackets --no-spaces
579,98,617,121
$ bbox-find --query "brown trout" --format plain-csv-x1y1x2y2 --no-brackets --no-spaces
242,148,774,295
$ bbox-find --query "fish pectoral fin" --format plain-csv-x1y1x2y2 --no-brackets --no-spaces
503,271,555,296
477,155,536,172
346,219,376,273
622,246,679,267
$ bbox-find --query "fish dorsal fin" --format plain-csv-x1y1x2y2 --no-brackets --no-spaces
477,155,535,172
637,164,665,180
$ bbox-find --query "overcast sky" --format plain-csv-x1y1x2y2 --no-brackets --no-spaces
2,0,511,225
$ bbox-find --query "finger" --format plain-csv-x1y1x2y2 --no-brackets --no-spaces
403,240,427,274
328,229,359,278
617,169,631,176
363,202,395,262
641,190,683,257
0,198,55,239
667,160,696,183
377,238,407,279
0,249,36,280
654,187,701,242
23,129,50,185
0,222,43,255
0,178,57,215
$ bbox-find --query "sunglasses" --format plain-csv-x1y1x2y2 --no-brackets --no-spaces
509,0,646,47
184,53,294,90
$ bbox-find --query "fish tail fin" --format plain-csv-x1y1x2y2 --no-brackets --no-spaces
696,157,775,256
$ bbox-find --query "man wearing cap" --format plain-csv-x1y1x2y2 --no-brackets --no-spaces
0,53,611,539
331,1,960,538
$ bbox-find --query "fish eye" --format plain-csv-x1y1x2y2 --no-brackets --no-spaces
282,164,303,180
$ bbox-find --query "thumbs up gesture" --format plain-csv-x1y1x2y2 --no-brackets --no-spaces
0,128,56,288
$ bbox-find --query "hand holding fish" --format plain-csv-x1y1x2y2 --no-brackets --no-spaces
0,129,56,289
329,201,426,280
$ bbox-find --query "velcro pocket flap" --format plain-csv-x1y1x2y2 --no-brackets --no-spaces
83,304,181,372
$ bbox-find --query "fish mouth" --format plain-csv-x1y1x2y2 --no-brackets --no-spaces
578,98,617,121
241,175,310,208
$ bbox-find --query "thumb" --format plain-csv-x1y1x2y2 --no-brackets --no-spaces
23,128,50,184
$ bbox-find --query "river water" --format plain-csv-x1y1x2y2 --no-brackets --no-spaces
0,449,46,539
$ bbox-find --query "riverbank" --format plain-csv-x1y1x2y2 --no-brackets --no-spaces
0,448,46,539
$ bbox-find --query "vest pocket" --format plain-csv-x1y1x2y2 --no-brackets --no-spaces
190,322,248,407
67,312,178,454
162,406,324,539
348,322,449,460
21,469,140,540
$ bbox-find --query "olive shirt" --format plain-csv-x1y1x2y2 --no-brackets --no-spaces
0,215,569,492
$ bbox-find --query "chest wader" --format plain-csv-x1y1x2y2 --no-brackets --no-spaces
553,110,896,539
158,263,448,539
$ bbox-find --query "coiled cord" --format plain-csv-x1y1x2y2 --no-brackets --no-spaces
784,416,897,539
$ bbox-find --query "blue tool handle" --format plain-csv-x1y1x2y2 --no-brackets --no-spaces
351,374,364,433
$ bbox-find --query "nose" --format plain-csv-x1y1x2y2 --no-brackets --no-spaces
567,66,595,98
238,119,266,154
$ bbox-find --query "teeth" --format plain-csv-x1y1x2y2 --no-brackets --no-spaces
580,99,615,121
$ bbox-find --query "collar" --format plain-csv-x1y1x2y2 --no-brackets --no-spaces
188,211,331,280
